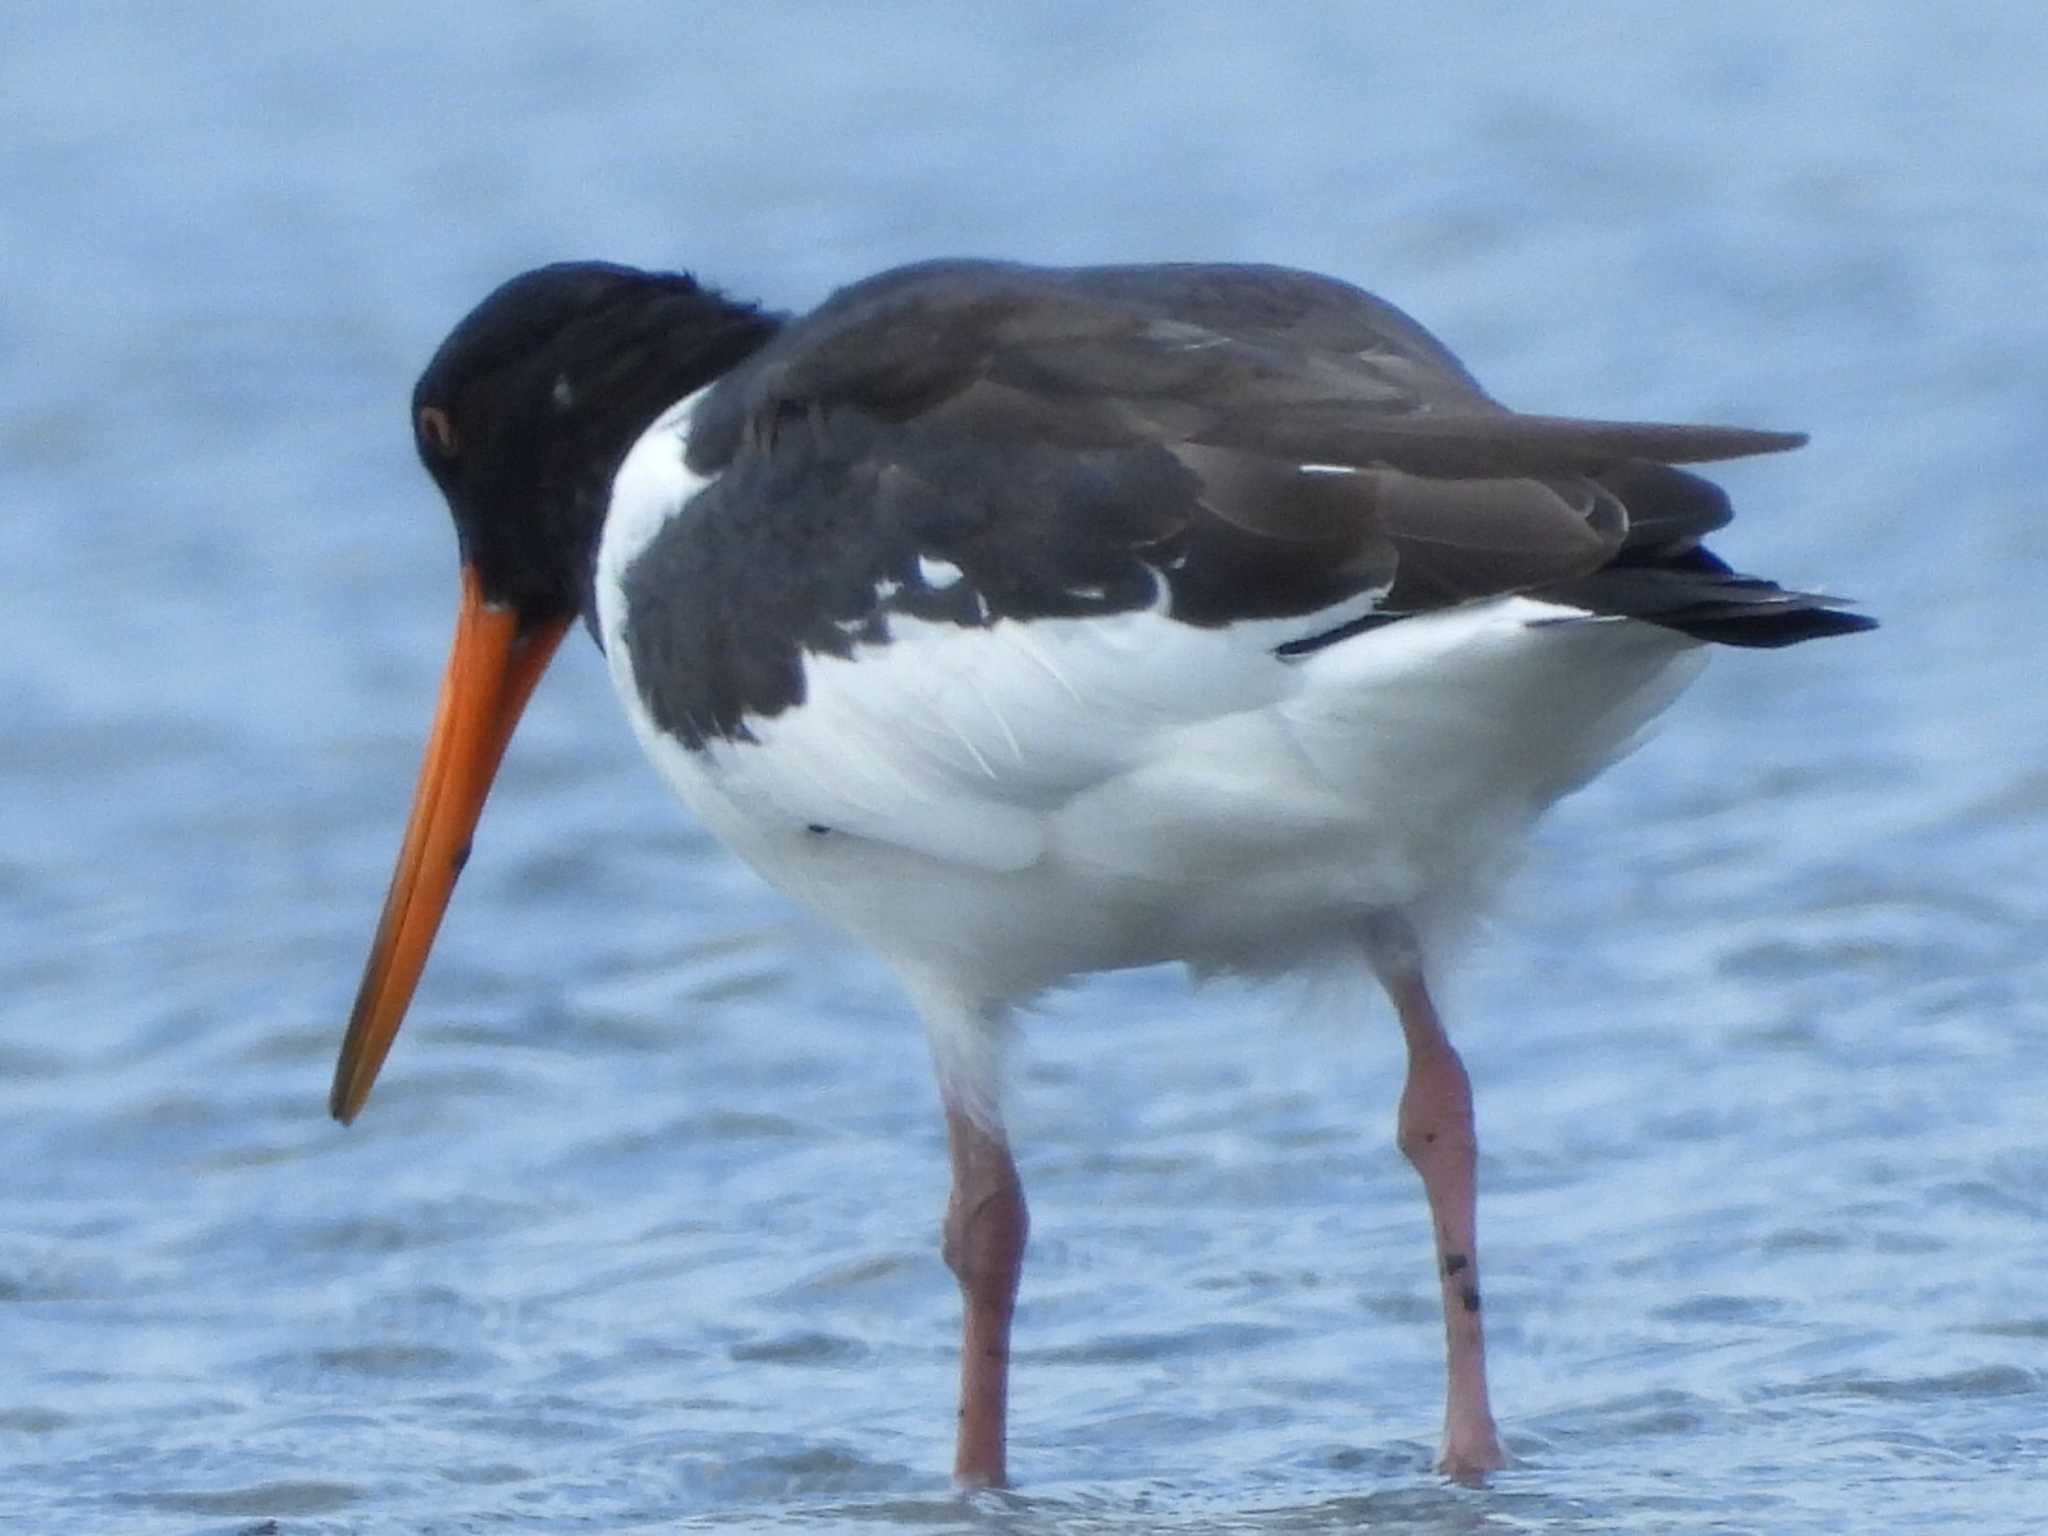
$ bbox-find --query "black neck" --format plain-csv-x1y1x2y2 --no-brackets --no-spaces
550,290,781,628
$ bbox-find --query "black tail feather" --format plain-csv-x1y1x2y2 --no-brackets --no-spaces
1557,460,1879,647
1545,544,1877,648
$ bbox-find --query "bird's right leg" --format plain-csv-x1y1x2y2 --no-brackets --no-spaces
1363,915,1507,1480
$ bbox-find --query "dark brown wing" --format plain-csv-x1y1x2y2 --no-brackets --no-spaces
629,261,1853,745
686,259,1804,620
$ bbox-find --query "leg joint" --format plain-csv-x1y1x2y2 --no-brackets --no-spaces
943,1182,1029,1296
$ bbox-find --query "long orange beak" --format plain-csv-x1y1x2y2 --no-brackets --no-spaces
330,565,570,1124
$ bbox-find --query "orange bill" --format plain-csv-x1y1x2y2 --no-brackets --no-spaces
330,566,570,1123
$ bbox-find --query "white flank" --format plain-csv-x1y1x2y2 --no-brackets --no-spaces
673,595,1694,981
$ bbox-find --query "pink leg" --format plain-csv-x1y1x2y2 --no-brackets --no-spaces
1367,921,1508,1479
942,1102,1029,1488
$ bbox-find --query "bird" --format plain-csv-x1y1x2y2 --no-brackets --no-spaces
329,256,1874,1486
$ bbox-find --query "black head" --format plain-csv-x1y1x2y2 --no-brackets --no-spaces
411,260,778,627
331,262,776,1125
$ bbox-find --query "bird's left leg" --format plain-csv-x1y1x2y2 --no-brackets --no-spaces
941,1097,1028,1487
1363,915,1508,1479
915,986,1029,1488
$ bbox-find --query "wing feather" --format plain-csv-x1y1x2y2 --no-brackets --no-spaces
630,260,1821,752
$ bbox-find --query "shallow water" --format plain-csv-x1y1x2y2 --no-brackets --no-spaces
3,5,2045,1532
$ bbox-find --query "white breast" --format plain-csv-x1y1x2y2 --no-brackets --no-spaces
592,387,762,843
593,386,717,652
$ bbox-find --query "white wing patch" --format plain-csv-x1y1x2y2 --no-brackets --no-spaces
917,555,964,589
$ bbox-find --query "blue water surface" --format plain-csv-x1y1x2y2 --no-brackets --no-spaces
2,5,2044,1533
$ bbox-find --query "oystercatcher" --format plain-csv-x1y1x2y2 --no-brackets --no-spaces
330,258,1873,1484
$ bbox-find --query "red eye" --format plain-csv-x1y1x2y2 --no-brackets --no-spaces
418,405,458,456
